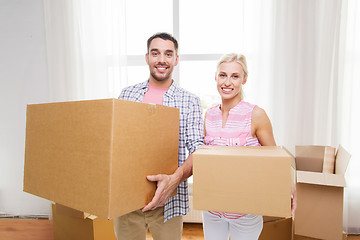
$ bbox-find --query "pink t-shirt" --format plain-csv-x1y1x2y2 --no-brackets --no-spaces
142,83,169,105
204,100,261,219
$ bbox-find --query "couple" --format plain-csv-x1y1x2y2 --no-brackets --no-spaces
114,32,296,240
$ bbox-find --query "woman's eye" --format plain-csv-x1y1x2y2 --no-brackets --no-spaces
219,74,226,78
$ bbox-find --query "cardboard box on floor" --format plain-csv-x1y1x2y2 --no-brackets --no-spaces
193,146,295,218
260,217,293,240
24,99,179,219
52,203,116,240
294,232,347,240
294,145,351,240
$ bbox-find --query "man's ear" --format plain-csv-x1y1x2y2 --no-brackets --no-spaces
174,55,179,66
145,53,149,65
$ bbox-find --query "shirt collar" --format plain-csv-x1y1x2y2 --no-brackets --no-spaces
144,79,177,99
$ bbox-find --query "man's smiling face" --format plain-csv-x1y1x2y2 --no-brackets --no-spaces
146,38,178,84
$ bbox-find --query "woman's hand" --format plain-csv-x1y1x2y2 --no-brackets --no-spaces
291,182,297,216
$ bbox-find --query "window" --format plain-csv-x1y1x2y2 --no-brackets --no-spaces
125,0,273,111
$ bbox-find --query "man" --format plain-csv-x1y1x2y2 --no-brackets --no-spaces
114,32,204,240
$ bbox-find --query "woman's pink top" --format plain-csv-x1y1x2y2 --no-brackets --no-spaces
204,101,261,219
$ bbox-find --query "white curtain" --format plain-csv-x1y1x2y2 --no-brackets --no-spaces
339,0,360,234
269,0,359,233
269,0,343,150
43,0,127,101
268,0,359,233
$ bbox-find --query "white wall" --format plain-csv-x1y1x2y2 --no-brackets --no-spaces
0,0,51,216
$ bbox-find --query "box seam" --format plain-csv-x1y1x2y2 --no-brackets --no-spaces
108,99,115,219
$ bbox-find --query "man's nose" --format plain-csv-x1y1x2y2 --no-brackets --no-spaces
158,53,166,62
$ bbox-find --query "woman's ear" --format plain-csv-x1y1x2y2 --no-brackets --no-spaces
215,72,218,82
242,76,247,85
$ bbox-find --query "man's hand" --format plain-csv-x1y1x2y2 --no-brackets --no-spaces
142,174,178,212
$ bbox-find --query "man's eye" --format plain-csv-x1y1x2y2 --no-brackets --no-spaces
152,52,158,56
166,53,173,57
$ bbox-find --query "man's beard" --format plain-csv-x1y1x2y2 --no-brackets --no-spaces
150,71,171,82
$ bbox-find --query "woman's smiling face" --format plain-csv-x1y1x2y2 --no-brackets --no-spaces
216,61,246,101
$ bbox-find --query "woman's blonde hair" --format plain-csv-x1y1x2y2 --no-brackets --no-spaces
216,53,248,100
216,53,248,79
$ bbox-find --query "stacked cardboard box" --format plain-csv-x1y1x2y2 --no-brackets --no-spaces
23,99,180,239
52,203,116,240
294,145,351,240
193,146,295,218
260,217,293,240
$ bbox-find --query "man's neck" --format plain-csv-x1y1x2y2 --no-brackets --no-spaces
149,77,173,88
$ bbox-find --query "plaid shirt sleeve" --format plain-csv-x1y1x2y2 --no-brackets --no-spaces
185,95,205,154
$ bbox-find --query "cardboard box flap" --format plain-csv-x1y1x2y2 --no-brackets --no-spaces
295,146,325,172
196,145,289,157
335,145,351,175
297,171,346,187
54,203,88,219
281,146,296,169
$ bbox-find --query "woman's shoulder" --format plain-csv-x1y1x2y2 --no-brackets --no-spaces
251,105,269,124
239,100,256,109
206,104,221,113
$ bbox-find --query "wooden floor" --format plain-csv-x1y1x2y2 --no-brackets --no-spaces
0,219,359,240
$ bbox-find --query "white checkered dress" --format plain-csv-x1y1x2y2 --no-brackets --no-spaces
119,80,204,222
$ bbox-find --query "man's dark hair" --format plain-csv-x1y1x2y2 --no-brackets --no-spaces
147,32,178,55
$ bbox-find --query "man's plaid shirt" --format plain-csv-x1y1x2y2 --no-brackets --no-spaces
119,80,204,222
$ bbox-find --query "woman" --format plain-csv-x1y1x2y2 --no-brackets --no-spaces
202,53,295,240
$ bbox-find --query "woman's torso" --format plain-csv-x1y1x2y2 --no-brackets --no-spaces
204,100,261,219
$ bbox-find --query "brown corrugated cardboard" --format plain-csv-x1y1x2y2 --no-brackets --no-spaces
24,99,179,219
294,232,347,240
260,217,293,240
193,146,295,218
294,145,351,240
52,203,116,240
294,235,320,239
295,145,336,173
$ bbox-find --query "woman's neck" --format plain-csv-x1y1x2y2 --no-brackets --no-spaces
221,97,242,113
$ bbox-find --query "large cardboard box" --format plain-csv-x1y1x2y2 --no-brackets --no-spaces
294,145,351,240
193,146,295,218
24,99,179,219
52,203,116,240
260,217,293,240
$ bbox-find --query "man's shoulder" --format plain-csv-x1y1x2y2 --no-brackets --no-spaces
122,81,146,92
172,85,200,102
119,81,147,100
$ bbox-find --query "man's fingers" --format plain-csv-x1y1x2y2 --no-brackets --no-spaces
142,185,163,212
147,174,163,182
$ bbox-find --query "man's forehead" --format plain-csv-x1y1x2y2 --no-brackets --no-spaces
149,38,176,51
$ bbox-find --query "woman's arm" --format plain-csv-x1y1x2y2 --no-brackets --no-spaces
251,105,297,215
251,106,276,146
